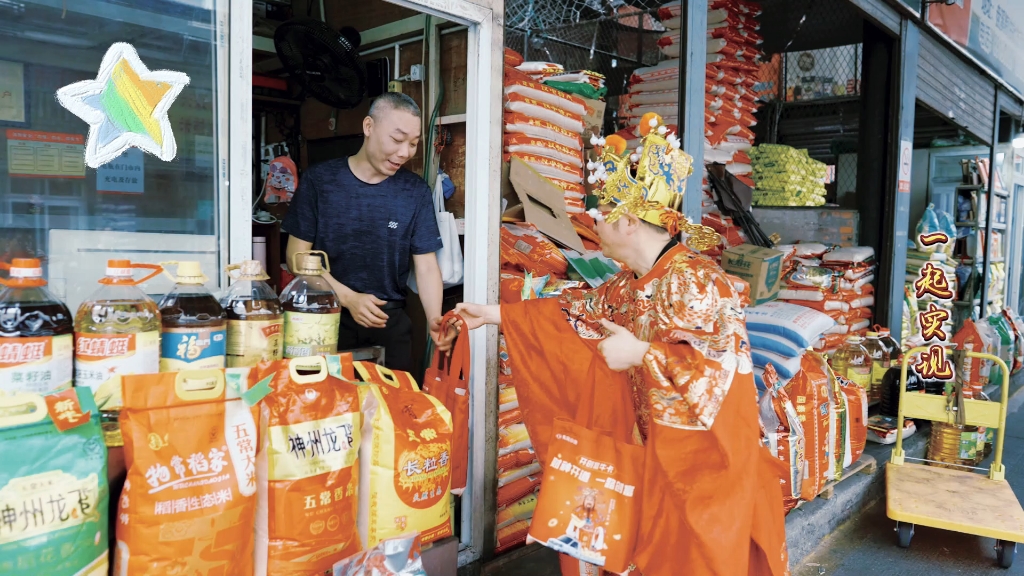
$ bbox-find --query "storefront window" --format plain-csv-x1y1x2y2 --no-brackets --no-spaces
1,0,223,311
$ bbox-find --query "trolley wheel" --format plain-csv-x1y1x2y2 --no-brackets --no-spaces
896,523,914,549
996,540,1016,569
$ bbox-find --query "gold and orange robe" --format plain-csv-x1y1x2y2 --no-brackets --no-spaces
501,244,789,576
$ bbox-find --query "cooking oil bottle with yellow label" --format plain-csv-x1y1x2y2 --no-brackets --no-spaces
74,260,162,445
158,261,227,371
281,251,340,358
0,258,73,395
829,335,873,393
221,260,283,367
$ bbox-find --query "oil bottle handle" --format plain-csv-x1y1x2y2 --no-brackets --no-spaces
289,250,331,275
132,263,163,285
226,263,242,281
159,261,209,284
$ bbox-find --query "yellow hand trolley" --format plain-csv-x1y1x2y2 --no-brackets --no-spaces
888,347,1024,568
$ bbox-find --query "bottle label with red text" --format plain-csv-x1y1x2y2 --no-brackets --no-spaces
0,334,73,395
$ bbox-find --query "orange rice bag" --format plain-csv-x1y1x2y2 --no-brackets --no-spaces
250,357,363,575
785,354,831,501
115,369,258,575
836,374,868,466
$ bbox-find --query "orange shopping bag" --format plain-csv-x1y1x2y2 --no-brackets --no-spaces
527,416,644,574
422,312,470,494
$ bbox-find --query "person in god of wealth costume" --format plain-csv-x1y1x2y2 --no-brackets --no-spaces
455,114,789,576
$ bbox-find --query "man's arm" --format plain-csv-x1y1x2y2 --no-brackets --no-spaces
286,236,388,328
413,252,447,348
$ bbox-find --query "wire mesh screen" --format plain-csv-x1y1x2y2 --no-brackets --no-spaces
782,44,861,101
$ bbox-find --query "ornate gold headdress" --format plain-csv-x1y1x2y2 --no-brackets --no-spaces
586,113,719,252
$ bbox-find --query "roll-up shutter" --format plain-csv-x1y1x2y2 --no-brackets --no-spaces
916,31,995,144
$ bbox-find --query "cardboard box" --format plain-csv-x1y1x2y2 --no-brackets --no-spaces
504,157,585,253
722,244,784,306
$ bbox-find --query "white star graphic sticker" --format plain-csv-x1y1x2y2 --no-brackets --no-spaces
56,42,190,169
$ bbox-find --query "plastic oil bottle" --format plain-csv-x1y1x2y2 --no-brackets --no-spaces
221,260,283,367
876,326,902,364
158,261,227,371
829,335,873,395
862,331,890,404
280,251,340,358
75,259,162,445
0,258,73,394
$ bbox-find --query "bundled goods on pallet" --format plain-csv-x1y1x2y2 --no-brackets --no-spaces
765,244,877,354
748,144,828,206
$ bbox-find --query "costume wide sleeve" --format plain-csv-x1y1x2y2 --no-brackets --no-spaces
556,273,629,339
639,260,751,431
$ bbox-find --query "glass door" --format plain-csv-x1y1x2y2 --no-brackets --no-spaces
1,0,233,310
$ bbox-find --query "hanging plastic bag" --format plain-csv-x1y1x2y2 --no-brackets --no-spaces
409,172,463,293
249,357,364,575
0,389,109,576
115,369,258,575
527,417,644,573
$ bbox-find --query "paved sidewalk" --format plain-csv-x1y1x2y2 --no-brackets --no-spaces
794,393,1024,576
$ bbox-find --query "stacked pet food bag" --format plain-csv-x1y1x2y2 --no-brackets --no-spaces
617,0,765,262
494,48,610,555
748,300,871,514
748,144,828,207
0,257,452,576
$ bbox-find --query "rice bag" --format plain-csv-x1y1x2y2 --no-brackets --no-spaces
0,389,109,576
504,79,587,116
496,519,531,553
745,301,836,348
504,93,584,133
498,422,532,456
504,152,583,183
752,349,802,379
785,354,831,501
116,369,258,575
498,461,542,487
250,357,363,575
836,374,868,466
497,447,537,475
496,474,541,508
758,364,805,513
496,492,538,530
504,112,584,150
504,48,524,68
357,375,454,547
503,134,583,167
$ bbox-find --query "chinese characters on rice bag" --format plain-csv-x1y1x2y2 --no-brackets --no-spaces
250,357,362,576
0,388,109,576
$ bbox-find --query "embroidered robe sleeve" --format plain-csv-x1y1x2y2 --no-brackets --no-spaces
640,257,751,431
557,273,631,339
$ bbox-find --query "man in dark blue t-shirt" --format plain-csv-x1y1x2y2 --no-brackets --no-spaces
283,92,449,372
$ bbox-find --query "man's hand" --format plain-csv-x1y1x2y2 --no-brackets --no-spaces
598,319,650,371
430,316,459,353
453,303,501,330
344,292,389,328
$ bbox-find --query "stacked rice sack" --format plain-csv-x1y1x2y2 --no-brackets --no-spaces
748,144,828,207
769,244,877,354
544,70,608,101
504,49,587,216
745,300,836,392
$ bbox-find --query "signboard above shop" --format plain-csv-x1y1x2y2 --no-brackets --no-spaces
929,0,1024,97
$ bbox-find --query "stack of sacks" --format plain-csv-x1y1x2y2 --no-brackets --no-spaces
745,300,836,392
514,60,564,82
620,59,680,137
748,144,827,207
503,50,587,216
699,211,750,263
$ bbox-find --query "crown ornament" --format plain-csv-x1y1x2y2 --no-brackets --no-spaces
586,113,719,252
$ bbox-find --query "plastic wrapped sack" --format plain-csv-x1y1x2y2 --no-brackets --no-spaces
0,389,109,576
250,358,363,575
836,374,868,468
356,371,454,547
116,369,258,574
504,79,586,116
758,364,805,514
752,349,802,379
332,534,427,576
745,301,836,348
749,331,803,358
504,112,583,150
503,134,583,167
504,93,583,133
786,354,831,501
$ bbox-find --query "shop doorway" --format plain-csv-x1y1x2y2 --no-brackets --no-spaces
250,0,501,567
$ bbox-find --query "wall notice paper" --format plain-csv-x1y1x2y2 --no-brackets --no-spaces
97,148,145,194
6,129,86,178
0,60,25,123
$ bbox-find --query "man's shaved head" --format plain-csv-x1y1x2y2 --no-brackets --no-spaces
368,91,421,120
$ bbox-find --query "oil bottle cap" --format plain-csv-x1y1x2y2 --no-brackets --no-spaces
227,260,269,281
174,261,206,284
107,259,133,277
865,331,879,338
10,258,43,278
292,252,327,276
845,335,864,344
